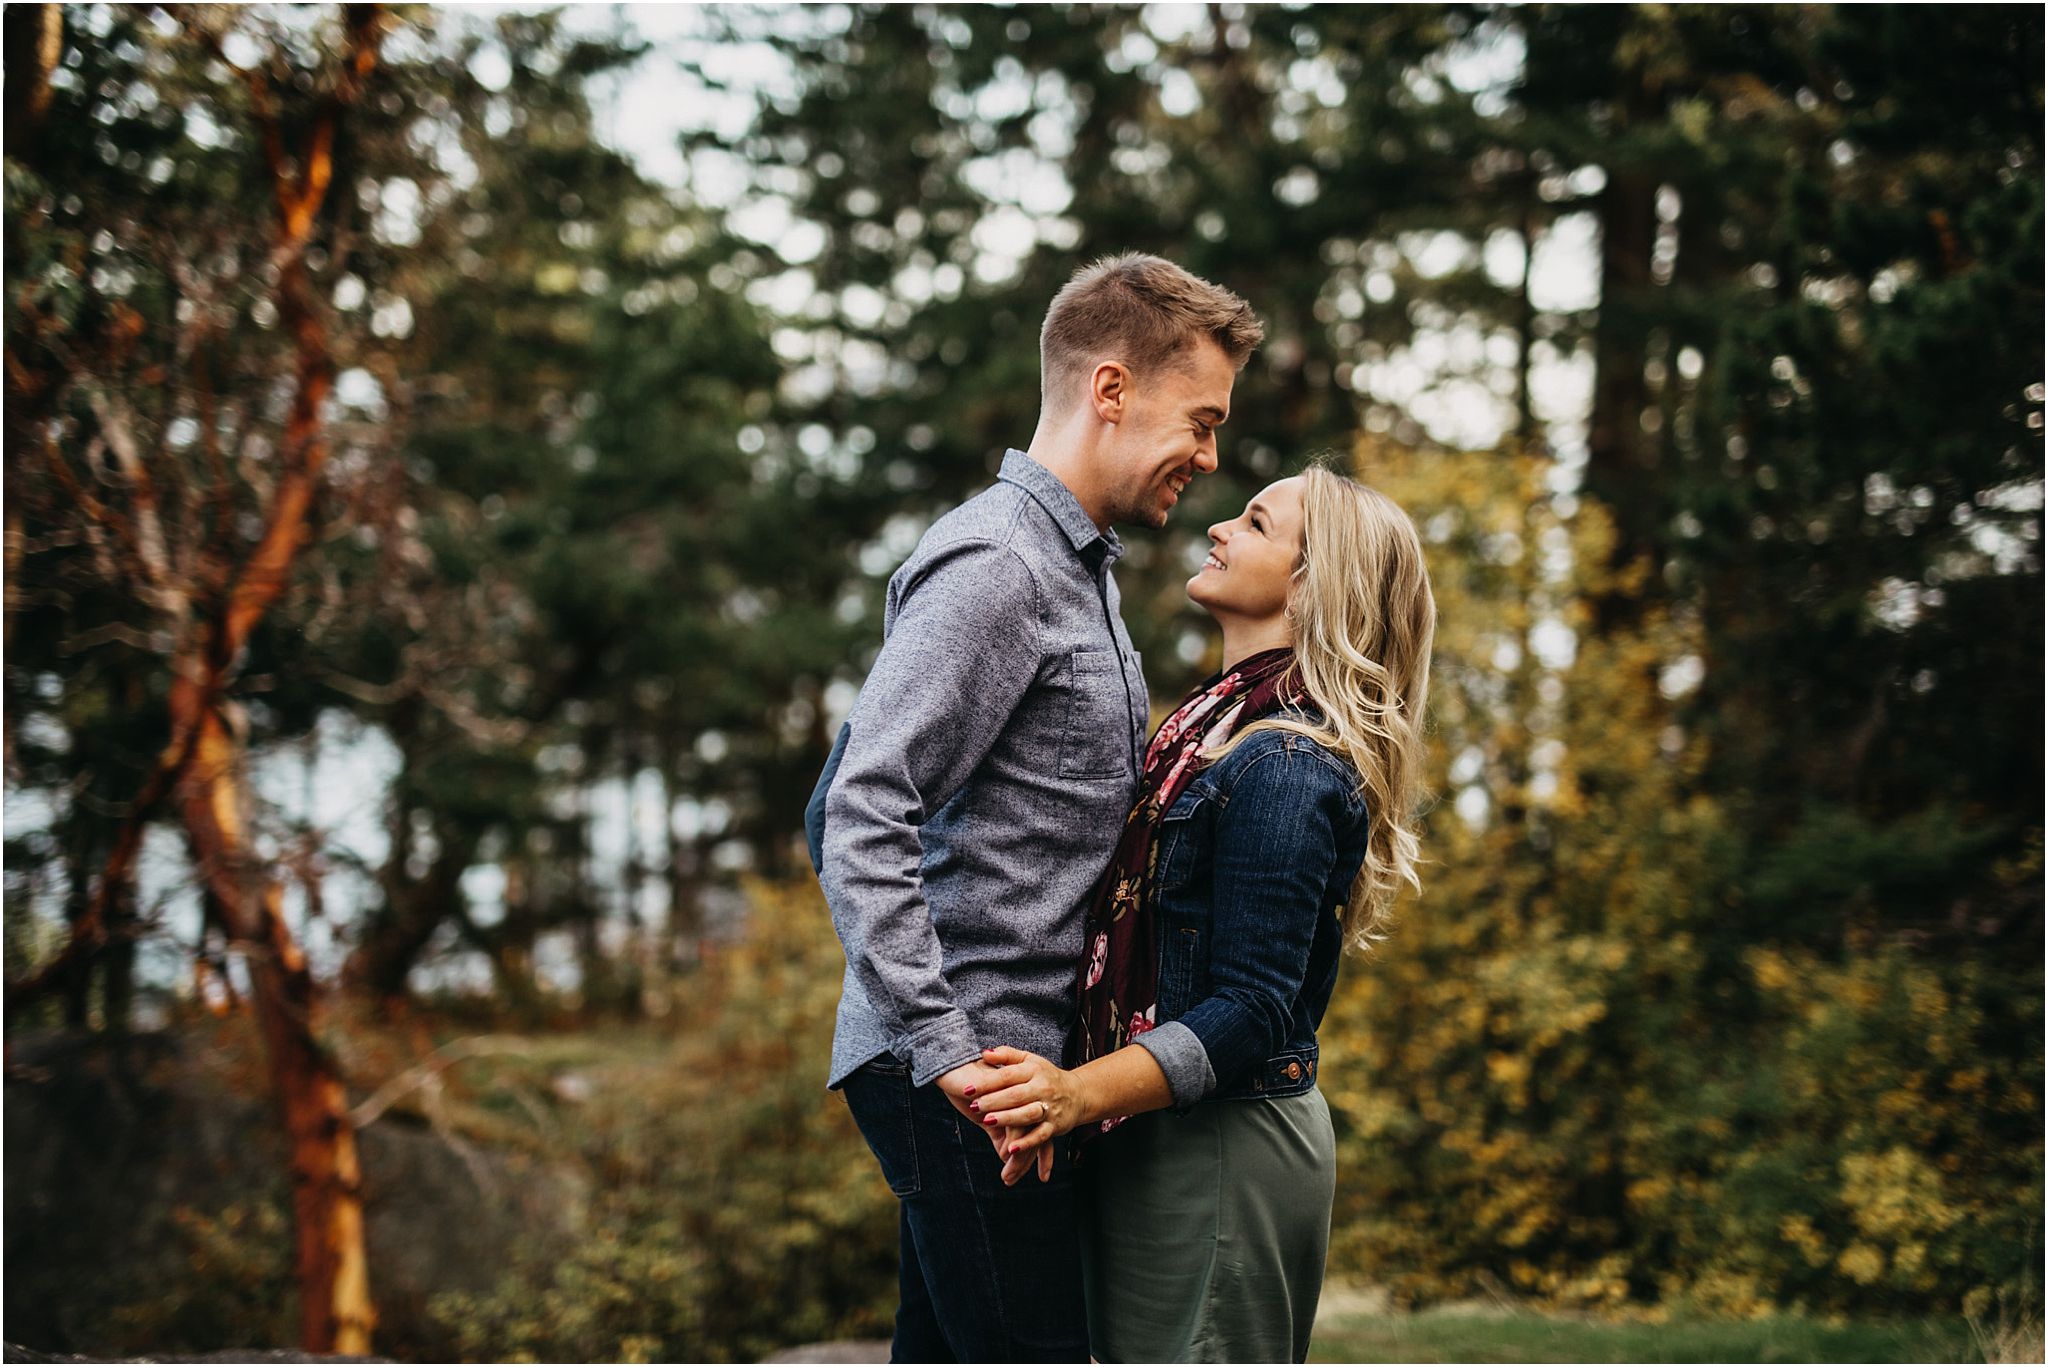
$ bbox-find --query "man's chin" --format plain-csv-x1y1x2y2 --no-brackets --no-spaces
1124,500,1170,530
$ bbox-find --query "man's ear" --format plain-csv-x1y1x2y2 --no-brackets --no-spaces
1089,360,1129,423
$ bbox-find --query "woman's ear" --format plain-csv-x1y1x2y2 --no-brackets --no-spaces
1285,554,1310,617
1090,360,1128,423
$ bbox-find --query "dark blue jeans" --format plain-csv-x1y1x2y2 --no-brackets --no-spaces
840,1058,1090,1363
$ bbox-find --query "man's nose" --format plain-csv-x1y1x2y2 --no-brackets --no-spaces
1192,441,1219,475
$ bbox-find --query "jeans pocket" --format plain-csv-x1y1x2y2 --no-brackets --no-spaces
843,1060,920,1198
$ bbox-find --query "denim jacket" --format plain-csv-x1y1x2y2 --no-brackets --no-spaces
1130,713,1369,1109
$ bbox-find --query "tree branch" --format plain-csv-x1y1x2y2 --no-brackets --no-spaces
349,1034,535,1129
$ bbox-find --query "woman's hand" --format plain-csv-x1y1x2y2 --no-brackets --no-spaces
973,1045,1086,1183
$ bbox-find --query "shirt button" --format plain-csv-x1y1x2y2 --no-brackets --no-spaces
1285,1061,1303,1081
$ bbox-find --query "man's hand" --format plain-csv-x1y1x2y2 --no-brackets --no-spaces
936,1060,1029,1160
1000,1133,1057,1186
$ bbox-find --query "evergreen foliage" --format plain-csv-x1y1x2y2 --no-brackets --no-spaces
2,1,2038,1346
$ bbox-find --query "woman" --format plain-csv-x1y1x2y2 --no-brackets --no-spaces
966,461,1435,1363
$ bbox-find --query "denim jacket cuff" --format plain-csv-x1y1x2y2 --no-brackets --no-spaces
1133,1020,1216,1112
905,1013,982,1088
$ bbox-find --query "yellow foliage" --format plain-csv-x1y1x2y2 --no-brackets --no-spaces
1748,948,1797,993
1780,1215,1831,1269
1314,439,2038,1318
1838,1244,1888,1285
1839,1147,1962,1240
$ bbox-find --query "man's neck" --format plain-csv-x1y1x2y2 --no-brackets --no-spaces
1024,415,1113,532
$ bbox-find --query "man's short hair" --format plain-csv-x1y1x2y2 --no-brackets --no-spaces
1039,253,1264,409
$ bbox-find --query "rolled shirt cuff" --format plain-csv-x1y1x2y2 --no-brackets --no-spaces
905,1011,983,1088
1133,1019,1217,1111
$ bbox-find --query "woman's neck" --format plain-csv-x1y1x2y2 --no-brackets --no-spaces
1217,615,1292,675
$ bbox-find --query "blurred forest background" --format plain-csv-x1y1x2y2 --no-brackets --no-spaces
3,3,2041,1362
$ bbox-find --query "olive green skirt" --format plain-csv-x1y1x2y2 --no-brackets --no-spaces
1079,1088,1336,1364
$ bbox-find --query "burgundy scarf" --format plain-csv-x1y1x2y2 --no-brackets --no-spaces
1074,645,1305,1139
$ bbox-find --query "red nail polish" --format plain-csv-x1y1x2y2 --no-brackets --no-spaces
984,1115,997,1125
963,1086,977,1097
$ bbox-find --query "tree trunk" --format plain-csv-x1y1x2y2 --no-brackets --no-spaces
1586,162,1659,604
162,13,385,1348
346,811,472,1000
2,5,61,170
176,698,375,1354
1517,180,1541,453
100,881,136,1032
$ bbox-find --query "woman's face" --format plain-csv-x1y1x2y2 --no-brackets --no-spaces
1186,476,1305,621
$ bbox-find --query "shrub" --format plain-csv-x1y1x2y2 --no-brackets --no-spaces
429,881,897,1362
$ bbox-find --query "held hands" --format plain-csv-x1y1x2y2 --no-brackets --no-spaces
935,1060,1037,1165
972,1045,1083,1186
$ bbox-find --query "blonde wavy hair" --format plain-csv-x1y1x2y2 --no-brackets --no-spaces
1207,460,1436,949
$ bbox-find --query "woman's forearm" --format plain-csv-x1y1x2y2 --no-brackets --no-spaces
973,1042,1181,1148
1071,1042,1176,1127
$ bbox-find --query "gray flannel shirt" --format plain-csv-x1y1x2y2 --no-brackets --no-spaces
822,451,1150,1088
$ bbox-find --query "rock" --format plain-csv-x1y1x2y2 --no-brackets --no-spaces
5,1347,393,1364
758,1342,891,1364
4,1027,587,1361
1314,1280,1393,1322
549,1070,594,1104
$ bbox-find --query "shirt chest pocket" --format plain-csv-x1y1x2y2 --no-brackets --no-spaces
1057,648,1132,779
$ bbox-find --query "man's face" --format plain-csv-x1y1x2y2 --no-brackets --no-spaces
1104,338,1238,529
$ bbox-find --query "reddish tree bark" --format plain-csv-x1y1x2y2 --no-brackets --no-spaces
177,10,386,1350
7,9,388,1351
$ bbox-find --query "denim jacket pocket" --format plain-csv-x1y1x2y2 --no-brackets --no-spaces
1151,785,1211,893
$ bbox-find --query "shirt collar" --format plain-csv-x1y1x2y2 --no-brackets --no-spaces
998,449,1124,564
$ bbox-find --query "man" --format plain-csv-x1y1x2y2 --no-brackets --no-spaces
813,253,1263,1362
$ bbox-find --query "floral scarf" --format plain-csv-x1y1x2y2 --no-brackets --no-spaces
1074,645,1304,1139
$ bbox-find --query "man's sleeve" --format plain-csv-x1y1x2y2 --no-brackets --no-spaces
820,538,1041,1087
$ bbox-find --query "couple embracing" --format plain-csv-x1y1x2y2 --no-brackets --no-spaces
807,254,1436,1364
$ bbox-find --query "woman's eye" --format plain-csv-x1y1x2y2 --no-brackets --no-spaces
1251,517,1264,532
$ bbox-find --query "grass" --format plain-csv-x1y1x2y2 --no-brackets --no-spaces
1309,1305,1982,1364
